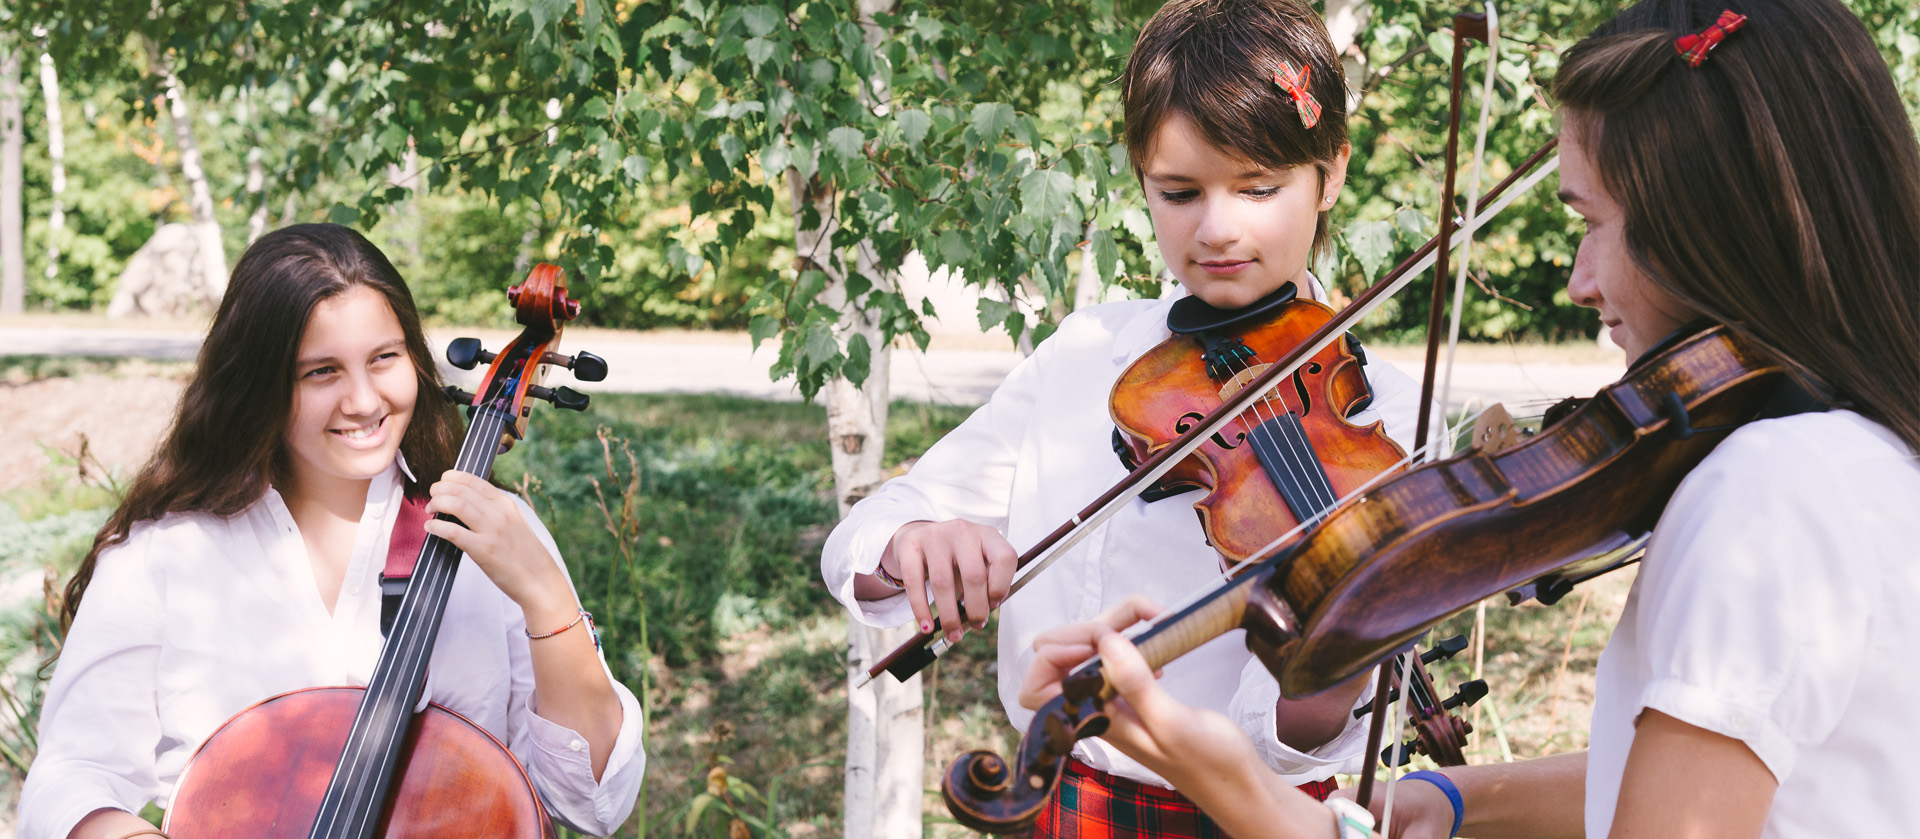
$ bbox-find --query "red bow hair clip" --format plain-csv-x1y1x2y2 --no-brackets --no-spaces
1272,61,1322,130
1674,9,1748,68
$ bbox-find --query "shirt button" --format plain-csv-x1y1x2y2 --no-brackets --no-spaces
348,584,362,597
570,739,585,752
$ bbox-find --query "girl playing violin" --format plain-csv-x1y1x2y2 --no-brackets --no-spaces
822,0,1424,834
1023,0,1920,836
19,225,646,838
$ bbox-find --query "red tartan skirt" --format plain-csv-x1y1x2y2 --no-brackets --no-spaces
1030,758,1338,839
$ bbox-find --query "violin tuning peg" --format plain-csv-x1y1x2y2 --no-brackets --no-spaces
1443,679,1489,711
1421,635,1470,664
528,384,590,412
446,338,496,371
1353,686,1404,719
442,385,476,406
1381,741,1420,767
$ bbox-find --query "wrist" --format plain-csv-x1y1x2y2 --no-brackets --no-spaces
1402,770,1465,838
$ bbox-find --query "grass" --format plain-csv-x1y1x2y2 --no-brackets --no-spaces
4,381,1636,837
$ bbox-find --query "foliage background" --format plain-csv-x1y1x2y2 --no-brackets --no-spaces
8,0,1915,349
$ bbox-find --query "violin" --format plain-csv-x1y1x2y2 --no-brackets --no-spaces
1110,282,1406,564
165,266,605,838
942,323,1787,833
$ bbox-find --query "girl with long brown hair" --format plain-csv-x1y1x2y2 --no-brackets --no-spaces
19,224,645,839
1019,0,1920,836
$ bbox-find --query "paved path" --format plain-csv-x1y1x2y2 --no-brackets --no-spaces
0,325,1625,414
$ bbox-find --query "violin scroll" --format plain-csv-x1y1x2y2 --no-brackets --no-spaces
942,685,1110,834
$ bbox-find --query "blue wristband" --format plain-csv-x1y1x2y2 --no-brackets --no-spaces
1402,770,1465,838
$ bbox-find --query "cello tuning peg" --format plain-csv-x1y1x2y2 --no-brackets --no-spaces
1353,686,1404,719
1443,679,1489,711
1421,635,1471,664
528,384,590,412
540,349,608,382
446,338,496,371
571,350,608,382
442,385,476,405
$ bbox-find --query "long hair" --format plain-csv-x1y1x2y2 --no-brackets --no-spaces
1121,0,1350,256
59,224,464,631
1552,0,1920,453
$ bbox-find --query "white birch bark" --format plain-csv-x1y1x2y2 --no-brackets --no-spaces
1325,0,1373,112
1,49,24,315
1075,221,1104,311
36,34,65,283
826,3,923,834
156,50,229,299
239,82,268,244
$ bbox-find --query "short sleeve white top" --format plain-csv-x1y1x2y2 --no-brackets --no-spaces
1586,410,1920,837
18,460,646,839
821,286,1424,787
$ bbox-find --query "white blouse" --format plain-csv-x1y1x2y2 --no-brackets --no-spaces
821,286,1423,787
18,460,645,839
1586,410,1920,837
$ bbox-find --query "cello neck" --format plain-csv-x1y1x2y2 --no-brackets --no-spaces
306,400,518,839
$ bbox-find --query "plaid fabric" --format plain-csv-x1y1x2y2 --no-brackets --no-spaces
1031,759,1339,839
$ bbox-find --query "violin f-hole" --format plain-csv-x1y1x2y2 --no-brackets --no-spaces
1176,411,1244,449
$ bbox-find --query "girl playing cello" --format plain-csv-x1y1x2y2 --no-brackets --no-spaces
1022,0,1920,836
20,225,646,838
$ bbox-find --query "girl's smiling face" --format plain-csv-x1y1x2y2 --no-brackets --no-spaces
1142,113,1349,310
1559,120,1700,361
283,284,419,502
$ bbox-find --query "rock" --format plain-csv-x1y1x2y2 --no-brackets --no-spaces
107,223,220,319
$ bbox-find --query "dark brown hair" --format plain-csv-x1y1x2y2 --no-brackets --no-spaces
1553,0,1920,453
59,224,464,631
1122,0,1350,254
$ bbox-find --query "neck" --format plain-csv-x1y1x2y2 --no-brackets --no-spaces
282,472,376,527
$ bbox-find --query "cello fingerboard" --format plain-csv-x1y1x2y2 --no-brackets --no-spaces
307,402,517,839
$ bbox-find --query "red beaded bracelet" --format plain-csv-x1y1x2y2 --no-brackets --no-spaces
527,609,601,651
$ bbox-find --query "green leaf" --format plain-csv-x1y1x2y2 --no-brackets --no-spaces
969,102,1015,143
937,230,971,266
827,126,865,162
749,314,781,349
329,204,361,225
1091,228,1119,283
1344,220,1396,282
803,323,840,370
745,37,777,71
741,5,781,37
642,15,693,40
897,109,931,148
718,134,747,168
842,333,871,386
623,155,650,182
1018,169,1076,222
976,297,1014,332
761,139,790,177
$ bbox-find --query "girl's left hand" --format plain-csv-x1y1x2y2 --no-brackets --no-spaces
422,471,569,613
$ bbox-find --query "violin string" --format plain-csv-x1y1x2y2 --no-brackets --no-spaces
1219,350,1342,517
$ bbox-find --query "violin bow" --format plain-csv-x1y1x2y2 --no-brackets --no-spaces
1360,1,1508,817
861,141,1563,688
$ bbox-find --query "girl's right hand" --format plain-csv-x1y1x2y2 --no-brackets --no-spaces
882,519,1018,643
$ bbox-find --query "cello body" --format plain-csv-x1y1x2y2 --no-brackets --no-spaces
167,688,552,838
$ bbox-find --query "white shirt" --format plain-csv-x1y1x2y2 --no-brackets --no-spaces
821,288,1422,787
19,460,646,839
1586,410,1920,837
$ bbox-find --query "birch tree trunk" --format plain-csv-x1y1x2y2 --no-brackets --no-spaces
1,49,24,315
1325,0,1373,112
823,3,924,835
239,81,268,244
1075,221,1104,311
36,34,65,284
155,49,229,299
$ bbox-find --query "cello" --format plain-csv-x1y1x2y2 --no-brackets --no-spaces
165,265,605,838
